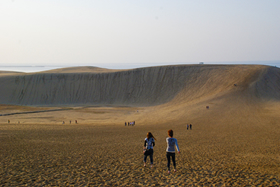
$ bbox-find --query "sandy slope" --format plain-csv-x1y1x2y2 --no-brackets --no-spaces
40,66,126,73
0,65,279,106
0,64,280,186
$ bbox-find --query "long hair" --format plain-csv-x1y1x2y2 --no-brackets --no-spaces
168,129,173,137
147,132,156,140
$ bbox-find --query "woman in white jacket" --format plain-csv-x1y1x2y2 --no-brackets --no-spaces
166,129,180,173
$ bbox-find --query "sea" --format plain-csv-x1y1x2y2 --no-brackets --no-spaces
0,61,279,73
0,66,63,73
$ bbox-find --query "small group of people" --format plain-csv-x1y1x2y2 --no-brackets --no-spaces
7,120,20,124
143,129,180,174
62,120,78,124
186,124,192,130
125,121,135,126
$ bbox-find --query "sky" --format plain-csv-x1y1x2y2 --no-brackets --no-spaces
1,0,280,69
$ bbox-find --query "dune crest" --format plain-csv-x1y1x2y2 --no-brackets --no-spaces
0,65,279,106
40,66,125,73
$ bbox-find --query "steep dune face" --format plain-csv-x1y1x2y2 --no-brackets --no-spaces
249,67,280,101
0,65,278,106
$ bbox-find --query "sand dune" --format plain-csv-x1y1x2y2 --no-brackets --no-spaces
0,65,279,106
1,64,280,186
41,66,126,73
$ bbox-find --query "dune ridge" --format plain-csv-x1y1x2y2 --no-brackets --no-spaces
0,65,279,106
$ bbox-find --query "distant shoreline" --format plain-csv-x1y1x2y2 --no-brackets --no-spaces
0,66,45,67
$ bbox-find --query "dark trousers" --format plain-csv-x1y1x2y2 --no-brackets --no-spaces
166,152,176,170
144,149,154,164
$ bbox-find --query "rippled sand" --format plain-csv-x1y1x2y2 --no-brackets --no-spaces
1,120,279,186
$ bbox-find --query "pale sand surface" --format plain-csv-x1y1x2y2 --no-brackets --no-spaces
40,66,127,73
1,102,280,186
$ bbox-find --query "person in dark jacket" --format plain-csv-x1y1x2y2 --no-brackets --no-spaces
143,132,156,167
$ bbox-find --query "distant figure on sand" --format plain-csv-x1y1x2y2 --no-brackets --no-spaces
190,124,192,130
128,121,135,126
8,120,10,124
166,129,180,174
125,122,127,126
143,132,156,168
186,124,189,130
75,120,78,124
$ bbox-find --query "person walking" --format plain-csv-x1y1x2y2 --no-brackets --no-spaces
143,132,156,168
166,129,180,173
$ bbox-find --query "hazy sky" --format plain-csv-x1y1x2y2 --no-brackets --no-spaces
1,0,280,68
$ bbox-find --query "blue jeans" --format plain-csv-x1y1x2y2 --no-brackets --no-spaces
166,152,176,170
144,149,154,164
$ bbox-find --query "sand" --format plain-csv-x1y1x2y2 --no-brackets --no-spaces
1,64,280,186
2,64,278,106
1,101,280,186
0,122,279,186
